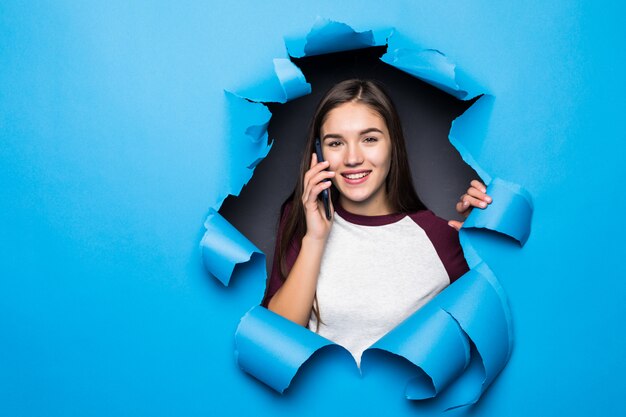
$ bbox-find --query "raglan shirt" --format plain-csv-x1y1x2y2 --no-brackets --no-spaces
261,203,469,365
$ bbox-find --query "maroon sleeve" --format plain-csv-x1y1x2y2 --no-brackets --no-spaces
260,202,301,307
408,210,469,283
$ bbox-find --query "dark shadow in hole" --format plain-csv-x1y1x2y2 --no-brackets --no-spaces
220,46,481,295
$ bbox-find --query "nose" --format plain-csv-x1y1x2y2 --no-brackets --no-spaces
344,143,364,167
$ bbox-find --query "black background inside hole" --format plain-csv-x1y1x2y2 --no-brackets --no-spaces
219,46,480,277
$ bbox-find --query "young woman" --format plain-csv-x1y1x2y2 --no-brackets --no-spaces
261,79,491,364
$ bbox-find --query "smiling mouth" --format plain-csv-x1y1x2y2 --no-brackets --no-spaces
342,171,370,179
341,171,371,184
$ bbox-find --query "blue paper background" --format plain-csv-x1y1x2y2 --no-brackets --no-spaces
2,1,625,416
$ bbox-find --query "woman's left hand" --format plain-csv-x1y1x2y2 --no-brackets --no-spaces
448,180,492,231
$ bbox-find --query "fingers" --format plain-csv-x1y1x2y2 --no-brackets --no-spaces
310,169,335,188
456,198,472,215
448,220,464,231
304,172,334,201
302,153,335,207
462,194,489,209
308,181,333,205
467,183,492,204
455,180,492,216
470,179,487,193
303,153,330,186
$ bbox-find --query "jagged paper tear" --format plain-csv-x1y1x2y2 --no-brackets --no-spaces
285,17,389,58
201,18,534,410
199,92,271,285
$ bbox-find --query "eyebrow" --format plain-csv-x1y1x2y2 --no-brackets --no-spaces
322,127,384,141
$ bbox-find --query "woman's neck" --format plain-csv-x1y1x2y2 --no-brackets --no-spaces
338,193,394,216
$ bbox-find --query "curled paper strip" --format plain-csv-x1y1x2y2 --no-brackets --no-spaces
362,302,471,400
237,57,310,104
464,178,533,245
273,58,311,103
381,31,484,100
201,209,263,286
382,47,468,99
235,305,346,392
437,262,513,406
203,18,535,409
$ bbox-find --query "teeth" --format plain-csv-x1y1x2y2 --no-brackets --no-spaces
344,172,369,179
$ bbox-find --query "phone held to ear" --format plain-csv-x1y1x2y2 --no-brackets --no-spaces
314,138,332,221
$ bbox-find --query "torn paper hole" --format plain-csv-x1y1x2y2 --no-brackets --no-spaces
201,17,534,410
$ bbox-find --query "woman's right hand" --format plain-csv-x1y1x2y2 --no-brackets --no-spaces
301,152,335,241
267,153,335,325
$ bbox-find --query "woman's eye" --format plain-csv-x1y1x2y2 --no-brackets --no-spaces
327,141,342,147
364,137,378,143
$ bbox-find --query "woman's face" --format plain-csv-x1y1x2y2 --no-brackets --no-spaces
320,101,393,216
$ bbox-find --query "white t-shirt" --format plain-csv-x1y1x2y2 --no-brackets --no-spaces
307,205,467,365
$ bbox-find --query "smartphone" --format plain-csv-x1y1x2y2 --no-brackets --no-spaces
314,138,332,220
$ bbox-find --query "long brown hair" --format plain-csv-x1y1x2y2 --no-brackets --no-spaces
277,79,426,325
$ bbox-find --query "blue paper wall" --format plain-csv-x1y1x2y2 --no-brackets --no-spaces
1,1,625,416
